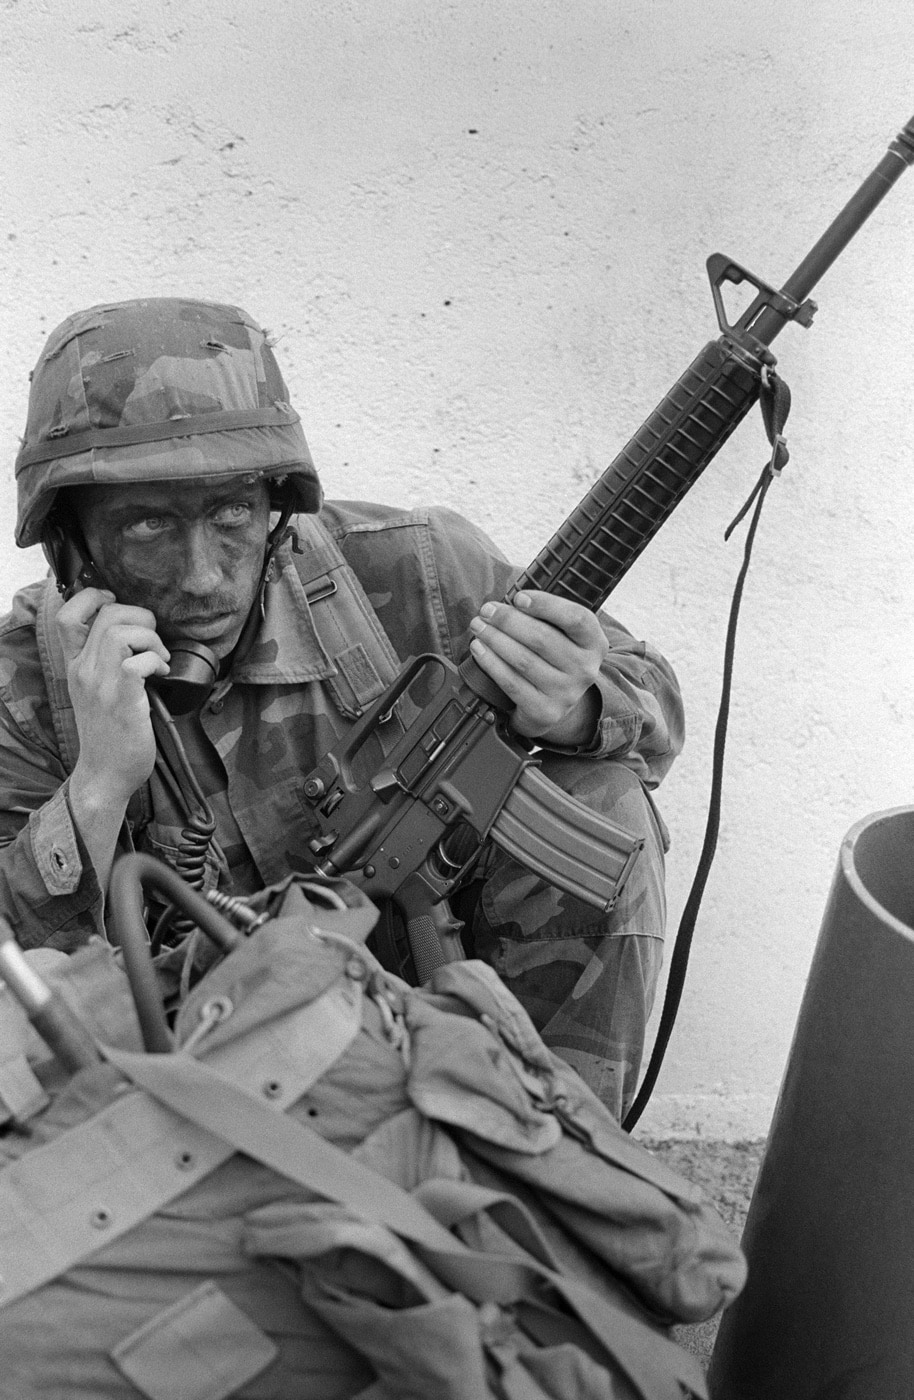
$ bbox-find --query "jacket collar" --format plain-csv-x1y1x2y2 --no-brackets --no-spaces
228,538,336,685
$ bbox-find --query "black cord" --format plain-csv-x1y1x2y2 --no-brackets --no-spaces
107,852,242,1053
147,689,219,942
623,466,776,1130
623,369,791,1133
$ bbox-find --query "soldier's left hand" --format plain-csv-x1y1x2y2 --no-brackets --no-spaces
469,590,608,745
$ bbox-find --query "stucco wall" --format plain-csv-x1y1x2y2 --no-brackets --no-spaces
2,0,913,1138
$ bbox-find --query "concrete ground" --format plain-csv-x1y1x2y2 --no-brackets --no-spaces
639,1137,767,1371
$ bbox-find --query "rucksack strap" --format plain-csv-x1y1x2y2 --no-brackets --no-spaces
0,970,364,1308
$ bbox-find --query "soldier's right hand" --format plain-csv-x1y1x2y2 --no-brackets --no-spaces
57,588,171,808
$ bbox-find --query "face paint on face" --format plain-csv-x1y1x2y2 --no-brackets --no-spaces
74,476,273,659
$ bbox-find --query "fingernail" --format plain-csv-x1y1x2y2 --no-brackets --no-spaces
480,602,496,619
514,592,531,610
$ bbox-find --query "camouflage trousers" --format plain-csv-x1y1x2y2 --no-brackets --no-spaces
461,755,667,1122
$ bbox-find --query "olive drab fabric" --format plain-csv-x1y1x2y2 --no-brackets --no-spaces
14,297,322,550
0,874,744,1400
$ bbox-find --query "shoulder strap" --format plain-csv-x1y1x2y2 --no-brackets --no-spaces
287,516,403,720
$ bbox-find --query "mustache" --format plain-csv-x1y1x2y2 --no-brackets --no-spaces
167,594,244,622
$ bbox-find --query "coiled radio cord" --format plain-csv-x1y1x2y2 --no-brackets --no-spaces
146,688,219,945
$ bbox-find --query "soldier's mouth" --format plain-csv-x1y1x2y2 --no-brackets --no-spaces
172,612,236,639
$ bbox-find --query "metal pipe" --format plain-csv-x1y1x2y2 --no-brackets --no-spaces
710,804,914,1398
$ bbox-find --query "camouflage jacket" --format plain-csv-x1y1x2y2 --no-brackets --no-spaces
0,501,684,950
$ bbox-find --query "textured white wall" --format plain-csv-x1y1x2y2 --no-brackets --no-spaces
2,0,913,1138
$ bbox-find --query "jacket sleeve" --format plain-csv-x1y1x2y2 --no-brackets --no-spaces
423,507,685,790
0,593,105,950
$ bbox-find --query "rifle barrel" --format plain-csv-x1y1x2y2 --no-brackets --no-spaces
752,116,914,346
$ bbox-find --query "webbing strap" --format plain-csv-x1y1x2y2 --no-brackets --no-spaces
16,405,301,468
289,516,405,725
106,1047,707,1400
0,1082,231,1305
0,974,361,1308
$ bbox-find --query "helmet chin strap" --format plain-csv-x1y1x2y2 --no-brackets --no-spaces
42,518,110,600
218,498,297,676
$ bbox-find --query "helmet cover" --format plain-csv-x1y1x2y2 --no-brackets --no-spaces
15,297,321,548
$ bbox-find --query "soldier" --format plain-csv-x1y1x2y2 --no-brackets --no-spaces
0,297,683,1118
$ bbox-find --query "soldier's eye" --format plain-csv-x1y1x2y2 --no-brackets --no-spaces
213,501,254,528
123,516,169,541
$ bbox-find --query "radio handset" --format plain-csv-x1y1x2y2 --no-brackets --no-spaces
148,642,219,715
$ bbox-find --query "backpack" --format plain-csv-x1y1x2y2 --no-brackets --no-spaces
0,866,744,1399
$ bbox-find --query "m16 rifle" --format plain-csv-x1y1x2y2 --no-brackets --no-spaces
301,115,914,986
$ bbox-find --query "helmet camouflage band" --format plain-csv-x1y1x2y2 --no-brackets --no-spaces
14,297,322,549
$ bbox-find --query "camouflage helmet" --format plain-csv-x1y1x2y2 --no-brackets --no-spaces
15,297,322,549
